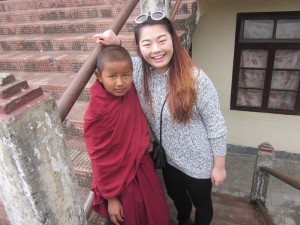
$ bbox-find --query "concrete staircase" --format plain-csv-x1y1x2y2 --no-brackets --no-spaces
0,0,262,224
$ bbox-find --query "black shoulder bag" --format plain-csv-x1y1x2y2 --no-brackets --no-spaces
150,97,167,169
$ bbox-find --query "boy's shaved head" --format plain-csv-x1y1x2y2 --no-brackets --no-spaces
97,45,132,72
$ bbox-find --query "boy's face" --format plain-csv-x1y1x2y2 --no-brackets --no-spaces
96,60,133,97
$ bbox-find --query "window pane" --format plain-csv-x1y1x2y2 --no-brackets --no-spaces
274,50,300,69
238,69,265,88
243,20,274,39
271,71,300,90
268,91,296,110
276,19,300,39
237,89,263,107
240,49,268,68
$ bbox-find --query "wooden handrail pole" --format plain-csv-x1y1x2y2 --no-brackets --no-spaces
57,0,139,122
260,166,300,190
171,0,182,21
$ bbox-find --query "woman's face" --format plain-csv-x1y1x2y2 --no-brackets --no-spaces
138,24,174,74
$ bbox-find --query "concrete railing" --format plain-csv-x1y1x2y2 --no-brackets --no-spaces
250,142,300,225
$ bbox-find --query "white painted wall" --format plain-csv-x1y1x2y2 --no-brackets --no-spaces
192,0,300,153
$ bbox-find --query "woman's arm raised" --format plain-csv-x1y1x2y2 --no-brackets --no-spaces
93,30,121,46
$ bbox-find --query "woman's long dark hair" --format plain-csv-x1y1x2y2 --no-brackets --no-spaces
134,17,197,124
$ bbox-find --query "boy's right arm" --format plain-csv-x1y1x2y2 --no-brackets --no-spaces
107,197,124,225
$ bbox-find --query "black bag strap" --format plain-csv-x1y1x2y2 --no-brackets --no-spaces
150,96,167,145
158,97,167,145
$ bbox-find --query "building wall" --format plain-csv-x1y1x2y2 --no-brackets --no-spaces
192,0,300,153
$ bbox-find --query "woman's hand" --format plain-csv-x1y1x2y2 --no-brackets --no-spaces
211,156,226,187
107,197,124,225
211,166,226,187
93,30,121,46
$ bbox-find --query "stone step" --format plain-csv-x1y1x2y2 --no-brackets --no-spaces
211,193,261,225
0,14,190,35
0,0,196,23
0,50,90,72
0,33,136,51
0,5,140,23
66,135,92,188
175,0,197,15
0,85,43,114
7,71,95,100
0,0,194,13
0,0,129,12
0,17,128,35
63,100,89,136
0,77,28,99
0,48,137,72
0,72,44,115
0,72,15,85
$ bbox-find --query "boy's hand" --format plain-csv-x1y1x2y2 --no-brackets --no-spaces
107,197,124,225
147,142,153,152
93,30,120,46
107,198,124,225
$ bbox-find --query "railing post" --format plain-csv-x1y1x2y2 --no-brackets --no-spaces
0,73,87,225
250,142,275,205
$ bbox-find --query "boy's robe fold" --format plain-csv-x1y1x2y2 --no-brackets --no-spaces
84,80,150,216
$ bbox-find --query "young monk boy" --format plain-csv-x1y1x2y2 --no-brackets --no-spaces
83,45,169,225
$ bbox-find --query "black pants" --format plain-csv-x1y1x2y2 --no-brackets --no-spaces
162,163,213,225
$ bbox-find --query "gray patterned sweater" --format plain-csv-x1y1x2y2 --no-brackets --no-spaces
132,57,227,179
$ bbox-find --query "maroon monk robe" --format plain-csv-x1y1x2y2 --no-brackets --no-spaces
83,80,149,214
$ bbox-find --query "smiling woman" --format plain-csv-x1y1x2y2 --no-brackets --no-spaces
138,25,174,74
94,14,227,225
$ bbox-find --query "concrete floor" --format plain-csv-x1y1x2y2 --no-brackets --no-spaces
213,151,300,225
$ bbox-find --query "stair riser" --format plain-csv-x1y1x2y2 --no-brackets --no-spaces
0,80,29,99
75,172,92,188
0,39,136,52
0,87,43,114
178,1,197,15
0,20,137,35
63,120,84,137
0,0,129,12
42,85,90,101
0,6,140,23
0,60,85,73
0,73,15,85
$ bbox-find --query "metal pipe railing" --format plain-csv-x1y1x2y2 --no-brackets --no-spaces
171,0,182,21
253,165,300,224
57,0,139,122
260,166,300,190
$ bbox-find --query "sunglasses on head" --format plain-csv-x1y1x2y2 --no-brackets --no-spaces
135,11,166,24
